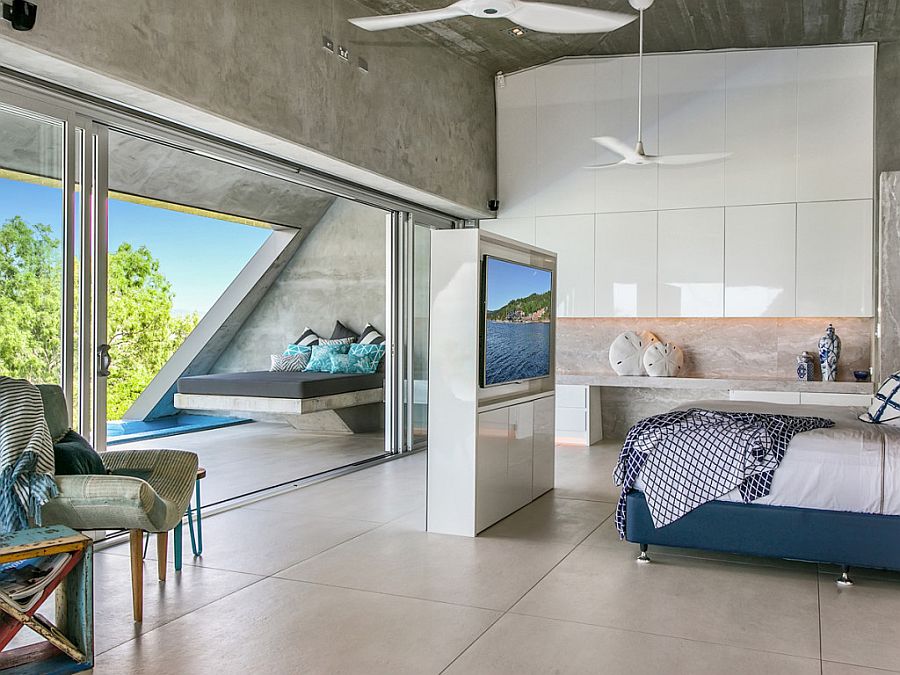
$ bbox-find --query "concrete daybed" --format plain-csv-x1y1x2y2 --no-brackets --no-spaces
174,371,384,433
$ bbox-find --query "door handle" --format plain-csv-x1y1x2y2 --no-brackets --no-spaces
97,343,111,377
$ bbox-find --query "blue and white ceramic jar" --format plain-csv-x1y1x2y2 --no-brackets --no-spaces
796,352,814,381
818,324,842,382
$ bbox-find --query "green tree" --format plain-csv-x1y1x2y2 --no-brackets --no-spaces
0,216,200,421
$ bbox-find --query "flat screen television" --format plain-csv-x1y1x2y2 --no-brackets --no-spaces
480,255,553,388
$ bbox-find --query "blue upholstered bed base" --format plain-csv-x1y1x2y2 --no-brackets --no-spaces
625,491,900,572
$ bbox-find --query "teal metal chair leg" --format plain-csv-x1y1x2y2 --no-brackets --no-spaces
187,477,203,556
174,521,183,571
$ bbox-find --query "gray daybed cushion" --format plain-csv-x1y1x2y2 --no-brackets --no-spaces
177,371,383,399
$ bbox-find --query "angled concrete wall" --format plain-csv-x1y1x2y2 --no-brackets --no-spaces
214,198,388,373
0,0,495,214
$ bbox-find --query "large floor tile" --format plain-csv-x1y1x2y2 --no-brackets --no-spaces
511,543,821,658
479,494,614,545
104,506,379,576
278,524,574,610
245,468,425,523
823,662,900,675
446,613,821,675
553,442,621,503
94,577,499,675
820,574,900,671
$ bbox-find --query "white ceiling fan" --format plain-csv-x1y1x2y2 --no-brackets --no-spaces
587,0,729,169
348,0,636,34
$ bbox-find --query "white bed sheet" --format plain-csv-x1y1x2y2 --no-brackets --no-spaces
632,400,886,515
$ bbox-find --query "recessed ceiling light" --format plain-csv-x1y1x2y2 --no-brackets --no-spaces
508,25,527,37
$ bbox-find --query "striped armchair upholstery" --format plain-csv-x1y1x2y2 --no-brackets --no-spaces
36,385,198,623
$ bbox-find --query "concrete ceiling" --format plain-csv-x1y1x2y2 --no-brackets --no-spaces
352,0,900,73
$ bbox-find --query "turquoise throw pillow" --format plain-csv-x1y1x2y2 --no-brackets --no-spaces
305,344,351,372
349,343,385,370
328,353,377,375
283,344,312,357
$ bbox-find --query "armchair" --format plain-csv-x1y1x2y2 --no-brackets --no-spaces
36,385,198,622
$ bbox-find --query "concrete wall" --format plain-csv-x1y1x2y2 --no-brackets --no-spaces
0,0,495,214
877,42,900,177
214,198,387,373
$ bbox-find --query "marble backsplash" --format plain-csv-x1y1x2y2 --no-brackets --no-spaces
557,317,875,382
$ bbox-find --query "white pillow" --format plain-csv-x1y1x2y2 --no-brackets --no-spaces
643,342,684,377
859,372,900,426
608,331,659,376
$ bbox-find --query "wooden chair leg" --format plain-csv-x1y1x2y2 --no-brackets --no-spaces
157,531,168,582
129,529,143,623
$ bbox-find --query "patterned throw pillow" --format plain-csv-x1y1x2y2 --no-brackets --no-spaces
328,353,377,375
358,323,385,345
320,337,356,346
294,327,320,347
349,343,386,371
860,371,900,426
270,352,310,372
283,344,312,358
305,344,352,372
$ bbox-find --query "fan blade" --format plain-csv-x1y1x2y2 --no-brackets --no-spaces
584,161,627,170
592,136,641,162
510,2,636,34
349,4,467,31
654,152,730,166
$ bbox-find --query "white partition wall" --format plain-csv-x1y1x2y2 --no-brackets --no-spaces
427,229,557,536
483,44,876,320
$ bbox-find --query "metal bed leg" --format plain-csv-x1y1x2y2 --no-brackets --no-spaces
836,565,854,587
636,543,651,564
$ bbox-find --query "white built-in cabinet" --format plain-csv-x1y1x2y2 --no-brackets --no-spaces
488,44,875,320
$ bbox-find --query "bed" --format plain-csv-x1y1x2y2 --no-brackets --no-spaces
622,400,900,584
173,371,385,433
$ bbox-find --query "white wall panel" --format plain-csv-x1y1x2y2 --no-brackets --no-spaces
658,207,725,317
797,45,874,202
725,49,798,206
479,217,536,245
535,60,596,216
796,200,873,316
595,211,658,317
725,204,796,317
536,214,595,317
595,56,659,213
496,71,538,218
657,53,727,210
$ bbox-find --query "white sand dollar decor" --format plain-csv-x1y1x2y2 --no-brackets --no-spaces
609,331,659,376
643,342,684,377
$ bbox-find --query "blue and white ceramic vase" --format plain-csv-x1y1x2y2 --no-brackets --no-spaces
796,352,814,381
818,324,842,382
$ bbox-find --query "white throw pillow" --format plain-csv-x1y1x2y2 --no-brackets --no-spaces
859,371,900,426
609,331,659,376
642,342,684,377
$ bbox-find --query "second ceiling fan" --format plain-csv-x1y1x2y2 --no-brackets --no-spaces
587,0,729,169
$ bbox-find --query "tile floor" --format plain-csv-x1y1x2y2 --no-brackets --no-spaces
76,442,900,673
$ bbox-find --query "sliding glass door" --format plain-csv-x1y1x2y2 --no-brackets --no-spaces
0,93,108,448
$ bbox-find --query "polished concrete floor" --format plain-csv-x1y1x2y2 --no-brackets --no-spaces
116,422,386,505
72,442,900,673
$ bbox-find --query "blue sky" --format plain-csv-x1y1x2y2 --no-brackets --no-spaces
485,257,552,311
0,178,271,315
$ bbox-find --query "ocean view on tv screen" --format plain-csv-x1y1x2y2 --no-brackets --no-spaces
482,256,552,387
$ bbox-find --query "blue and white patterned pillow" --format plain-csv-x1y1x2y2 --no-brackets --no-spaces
270,352,310,372
349,343,385,372
358,323,385,345
305,344,352,372
860,371,900,426
328,353,377,374
294,327,320,347
283,344,312,358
